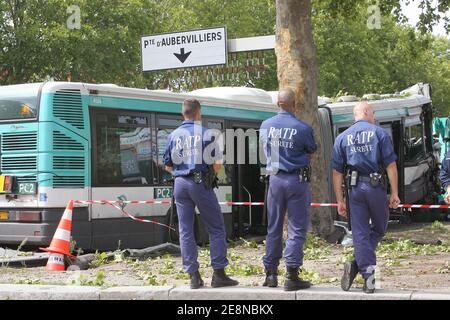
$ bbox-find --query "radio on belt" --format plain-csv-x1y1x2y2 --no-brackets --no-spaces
350,171,358,186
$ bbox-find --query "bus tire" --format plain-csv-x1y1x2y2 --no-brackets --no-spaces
399,215,412,224
410,208,443,222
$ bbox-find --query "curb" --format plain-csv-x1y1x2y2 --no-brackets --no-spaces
169,286,296,300
411,289,450,300
0,284,449,300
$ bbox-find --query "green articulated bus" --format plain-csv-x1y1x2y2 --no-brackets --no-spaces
0,82,439,250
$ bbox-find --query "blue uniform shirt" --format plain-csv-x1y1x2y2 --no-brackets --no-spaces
163,120,217,177
332,120,397,175
260,111,317,173
439,150,450,191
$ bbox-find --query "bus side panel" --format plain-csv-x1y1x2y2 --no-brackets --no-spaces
37,121,90,207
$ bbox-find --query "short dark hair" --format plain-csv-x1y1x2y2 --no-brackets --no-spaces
182,98,201,118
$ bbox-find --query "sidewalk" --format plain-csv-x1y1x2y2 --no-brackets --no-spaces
0,284,449,300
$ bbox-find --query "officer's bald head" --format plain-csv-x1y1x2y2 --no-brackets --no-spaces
277,89,295,113
182,98,201,120
353,101,375,124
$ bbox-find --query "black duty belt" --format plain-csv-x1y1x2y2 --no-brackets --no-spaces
182,171,203,184
357,175,372,183
277,166,312,183
183,169,218,189
346,170,386,188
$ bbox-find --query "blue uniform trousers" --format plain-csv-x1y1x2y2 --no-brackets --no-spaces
349,181,389,279
174,176,229,274
263,173,311,271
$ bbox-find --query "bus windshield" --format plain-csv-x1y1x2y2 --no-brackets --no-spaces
0,83,41,120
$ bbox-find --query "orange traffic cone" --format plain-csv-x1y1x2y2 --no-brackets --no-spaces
45,253,66,271
40,200,74,259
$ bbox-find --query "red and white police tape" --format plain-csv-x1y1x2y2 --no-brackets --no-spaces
70,200,450,231
73,200,450,209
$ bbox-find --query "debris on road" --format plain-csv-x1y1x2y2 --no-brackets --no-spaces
123,242,181,260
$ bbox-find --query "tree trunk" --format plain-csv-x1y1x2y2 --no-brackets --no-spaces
276,0,335,239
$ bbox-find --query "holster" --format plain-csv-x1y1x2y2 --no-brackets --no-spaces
203,166,219,190
343,168,352,232
193,171,202,184
369,173,383,188
298,165,312,183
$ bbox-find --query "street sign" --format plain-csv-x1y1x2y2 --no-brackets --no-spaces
141,27,227,72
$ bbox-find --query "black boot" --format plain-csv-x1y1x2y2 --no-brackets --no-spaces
262,270,278,287
284,267,311,291
341,260,358,291
211,269,239,288
189,271,204,289
363,277,375,294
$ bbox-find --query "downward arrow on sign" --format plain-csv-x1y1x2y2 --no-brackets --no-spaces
173,48,192,63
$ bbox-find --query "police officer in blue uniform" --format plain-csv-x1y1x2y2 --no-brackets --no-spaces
439,150,450,205
332,101,400,293
260,89,317,291
163,98,238,289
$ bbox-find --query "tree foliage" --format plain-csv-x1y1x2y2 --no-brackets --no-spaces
0,0,448,112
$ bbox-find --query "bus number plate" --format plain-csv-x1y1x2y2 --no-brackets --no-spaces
18,182,37,195
154,187,172,199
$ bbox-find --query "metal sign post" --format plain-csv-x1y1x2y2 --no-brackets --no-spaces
141,28,276,86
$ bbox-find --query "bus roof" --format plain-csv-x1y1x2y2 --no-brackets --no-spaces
328,94,431,115
327,83,432,123
3,82,432,123
39,82,279,114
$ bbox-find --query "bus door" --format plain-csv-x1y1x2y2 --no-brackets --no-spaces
402,112,440,221
380,120,407,220
228,121,266,237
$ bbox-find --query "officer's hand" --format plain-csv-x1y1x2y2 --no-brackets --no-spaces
389,194,401,209
444,194,450,204
337,201,347,219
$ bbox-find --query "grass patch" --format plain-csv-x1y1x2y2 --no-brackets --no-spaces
304,234,329,249
16,251,34,257
138,271,167,286
226,263,264,276
125,259,168,286
239,238,259,249
304,247,331,261
337,247,354,264
159,259,176,275
198,249,211,258
384,259,402,267
175,271,190,280
89,251,111,268
337,238,449,270
72,271,105,286
429,221,447,232
304,234,332,261
228,252,243,262
436,262,450,274
299,268,321,284
377,239,450,258
14,278,41,285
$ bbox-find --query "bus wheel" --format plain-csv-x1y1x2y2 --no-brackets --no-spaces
399,215,412,224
